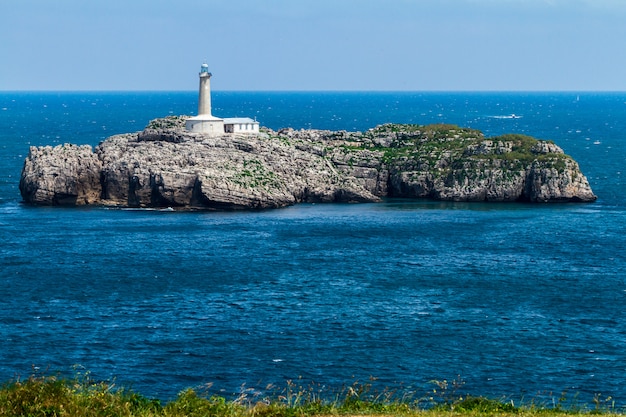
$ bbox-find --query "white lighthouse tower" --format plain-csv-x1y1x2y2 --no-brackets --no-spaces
185,63,224,135
198,63,212,116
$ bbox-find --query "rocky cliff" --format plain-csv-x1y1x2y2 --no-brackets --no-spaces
19,116,597,209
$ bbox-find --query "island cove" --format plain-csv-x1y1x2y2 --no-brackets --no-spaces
19,116,596,210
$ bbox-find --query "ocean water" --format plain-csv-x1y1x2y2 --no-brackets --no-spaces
1,91,626,404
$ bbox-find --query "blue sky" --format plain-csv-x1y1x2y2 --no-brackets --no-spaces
2,0,626,91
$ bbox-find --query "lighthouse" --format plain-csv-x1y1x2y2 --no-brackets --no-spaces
185,63,224,135
185,63,260,135
198,63,212,116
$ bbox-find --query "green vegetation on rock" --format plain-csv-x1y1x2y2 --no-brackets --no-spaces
232,158,282,190
146,116,188,130
335,124,548,170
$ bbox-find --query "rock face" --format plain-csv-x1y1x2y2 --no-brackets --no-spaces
19,144,102,205
19,117,597,209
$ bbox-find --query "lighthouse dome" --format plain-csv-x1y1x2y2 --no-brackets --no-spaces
200,63,210,73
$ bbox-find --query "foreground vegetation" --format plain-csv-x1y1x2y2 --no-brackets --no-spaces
1,371,623,417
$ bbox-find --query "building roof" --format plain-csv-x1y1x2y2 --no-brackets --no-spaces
223,117,259,125
186,115,224,121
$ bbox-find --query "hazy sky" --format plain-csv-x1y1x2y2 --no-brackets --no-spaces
2,0,626,91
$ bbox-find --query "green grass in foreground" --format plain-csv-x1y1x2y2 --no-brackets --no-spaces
0,372,623,417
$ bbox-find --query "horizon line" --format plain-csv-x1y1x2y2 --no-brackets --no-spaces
2,89,626,94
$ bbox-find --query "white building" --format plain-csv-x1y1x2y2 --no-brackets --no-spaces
224,117,260,134
185,64,259,135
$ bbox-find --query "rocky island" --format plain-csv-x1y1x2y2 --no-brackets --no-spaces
19,116,597,210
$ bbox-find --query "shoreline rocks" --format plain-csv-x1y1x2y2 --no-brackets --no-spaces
19,118,597,209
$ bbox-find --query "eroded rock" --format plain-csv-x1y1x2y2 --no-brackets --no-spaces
20,144,102,205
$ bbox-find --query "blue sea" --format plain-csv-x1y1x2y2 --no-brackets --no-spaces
1,91,626,405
